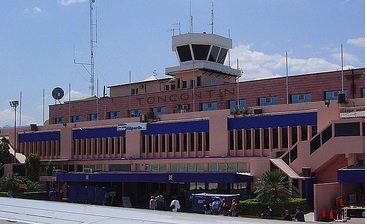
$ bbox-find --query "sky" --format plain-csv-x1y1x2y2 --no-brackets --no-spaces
0,0,365,127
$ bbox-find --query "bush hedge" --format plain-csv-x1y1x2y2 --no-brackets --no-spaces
237,198,307,218
0,191,48,200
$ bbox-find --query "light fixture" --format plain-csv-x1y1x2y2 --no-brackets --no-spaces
9,100,19,163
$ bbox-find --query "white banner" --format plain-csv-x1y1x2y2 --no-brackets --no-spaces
117,123,147,131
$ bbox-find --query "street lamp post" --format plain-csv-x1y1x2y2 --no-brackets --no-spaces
9,100,19,163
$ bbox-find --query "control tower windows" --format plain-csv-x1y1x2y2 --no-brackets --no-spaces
177,45,192,62
217,48,228,64
208,46,220,62
192,44,211,60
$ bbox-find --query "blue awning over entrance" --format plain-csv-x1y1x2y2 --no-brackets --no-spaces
56,172,253,183
337,168,365,183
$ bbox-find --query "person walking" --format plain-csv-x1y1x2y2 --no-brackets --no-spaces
221,198,229,216
149,196,157,210
230,199,237,217
170,197,180,212
295,206,305,222
211,198,220,215
283,209,292,221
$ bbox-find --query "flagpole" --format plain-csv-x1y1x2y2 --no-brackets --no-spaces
341,44,344,93
286,51,289,104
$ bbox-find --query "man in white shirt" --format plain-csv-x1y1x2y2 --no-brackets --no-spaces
170,197,180,212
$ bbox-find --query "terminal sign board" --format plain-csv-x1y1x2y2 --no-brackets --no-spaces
117,123,147,131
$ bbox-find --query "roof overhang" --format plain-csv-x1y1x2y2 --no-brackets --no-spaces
56,172,253,183
337,168,365,183
165,60,241,77
270,159,305,180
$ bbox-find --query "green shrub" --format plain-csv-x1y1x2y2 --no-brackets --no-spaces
237,198,307,218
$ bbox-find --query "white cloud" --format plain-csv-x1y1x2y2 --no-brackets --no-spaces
23,7,43,14
58,0,88,6
332,52,361,66
230,44,341,81
64,90,90,101
347,37,365,48
0,109,37,128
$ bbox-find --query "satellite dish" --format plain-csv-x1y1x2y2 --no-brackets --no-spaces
52,87,64,100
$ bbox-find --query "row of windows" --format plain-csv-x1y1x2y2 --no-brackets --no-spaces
73,162,248,175
141,132,210,154
229,125,317,150
72,137,126,156
19,141,60,157
54,89,365,124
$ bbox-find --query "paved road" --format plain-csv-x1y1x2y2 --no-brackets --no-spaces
0,198,364,224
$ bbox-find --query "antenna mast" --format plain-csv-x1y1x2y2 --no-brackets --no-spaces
210,2,214,34
89,0,96,96
75,0,96,96
190,0,193,33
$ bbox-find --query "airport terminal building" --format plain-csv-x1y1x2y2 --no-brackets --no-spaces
1,32,364,217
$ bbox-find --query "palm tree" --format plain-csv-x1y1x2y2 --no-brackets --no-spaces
255,169,291,204
0,173,23,197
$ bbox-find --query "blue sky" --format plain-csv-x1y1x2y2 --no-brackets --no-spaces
0,0,365,127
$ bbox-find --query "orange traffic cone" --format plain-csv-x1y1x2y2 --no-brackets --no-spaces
329,209,334,220
321,208,327,219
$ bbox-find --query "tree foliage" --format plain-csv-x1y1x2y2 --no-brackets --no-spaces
0,173,23,195
46,160,54,176
254,170,291,204
25,154,40,182
0,137,12,166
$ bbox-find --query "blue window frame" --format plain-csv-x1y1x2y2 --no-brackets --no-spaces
229,99,246,109
89,113,100,121
71,115,82,123
325,90,347,101
130,109,142,117
258,96,278,106
291,93,311,104
152,107,165,115
54,117,64,124
361,88,365,98
109,111,121,119
202,102,218,111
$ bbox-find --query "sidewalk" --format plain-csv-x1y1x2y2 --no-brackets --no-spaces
305,212,365,224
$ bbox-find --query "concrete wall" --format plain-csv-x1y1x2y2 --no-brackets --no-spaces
314,182,340,221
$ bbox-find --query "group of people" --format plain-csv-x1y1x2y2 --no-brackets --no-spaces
149,194,181,212
49,187,63,201
283,207,305,222
203,198,238,216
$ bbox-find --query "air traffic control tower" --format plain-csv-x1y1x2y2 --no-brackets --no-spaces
165,32,241,77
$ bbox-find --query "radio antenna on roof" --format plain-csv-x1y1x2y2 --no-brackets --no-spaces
190,0,194,33
74,0,97,96
210,2,214,34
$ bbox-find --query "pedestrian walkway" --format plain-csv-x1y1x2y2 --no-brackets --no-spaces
0,198,364,224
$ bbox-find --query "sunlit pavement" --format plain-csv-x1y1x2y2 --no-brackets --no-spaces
0,198,364,224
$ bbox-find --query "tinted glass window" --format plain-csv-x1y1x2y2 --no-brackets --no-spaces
335,122,360,136
177,45,192,62
192,44,210,60
217,48,228,64
208,45,220,62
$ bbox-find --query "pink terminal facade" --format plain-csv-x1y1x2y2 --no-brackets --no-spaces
1,32,365,219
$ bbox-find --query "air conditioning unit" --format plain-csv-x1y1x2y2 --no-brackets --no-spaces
338,93,346,103
181,104,189,110
83,168,93,173
140,114,147,122
230,108,237,115
173,105,180,110
30,124,38,131
146,111,155,119
254,108,263,114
